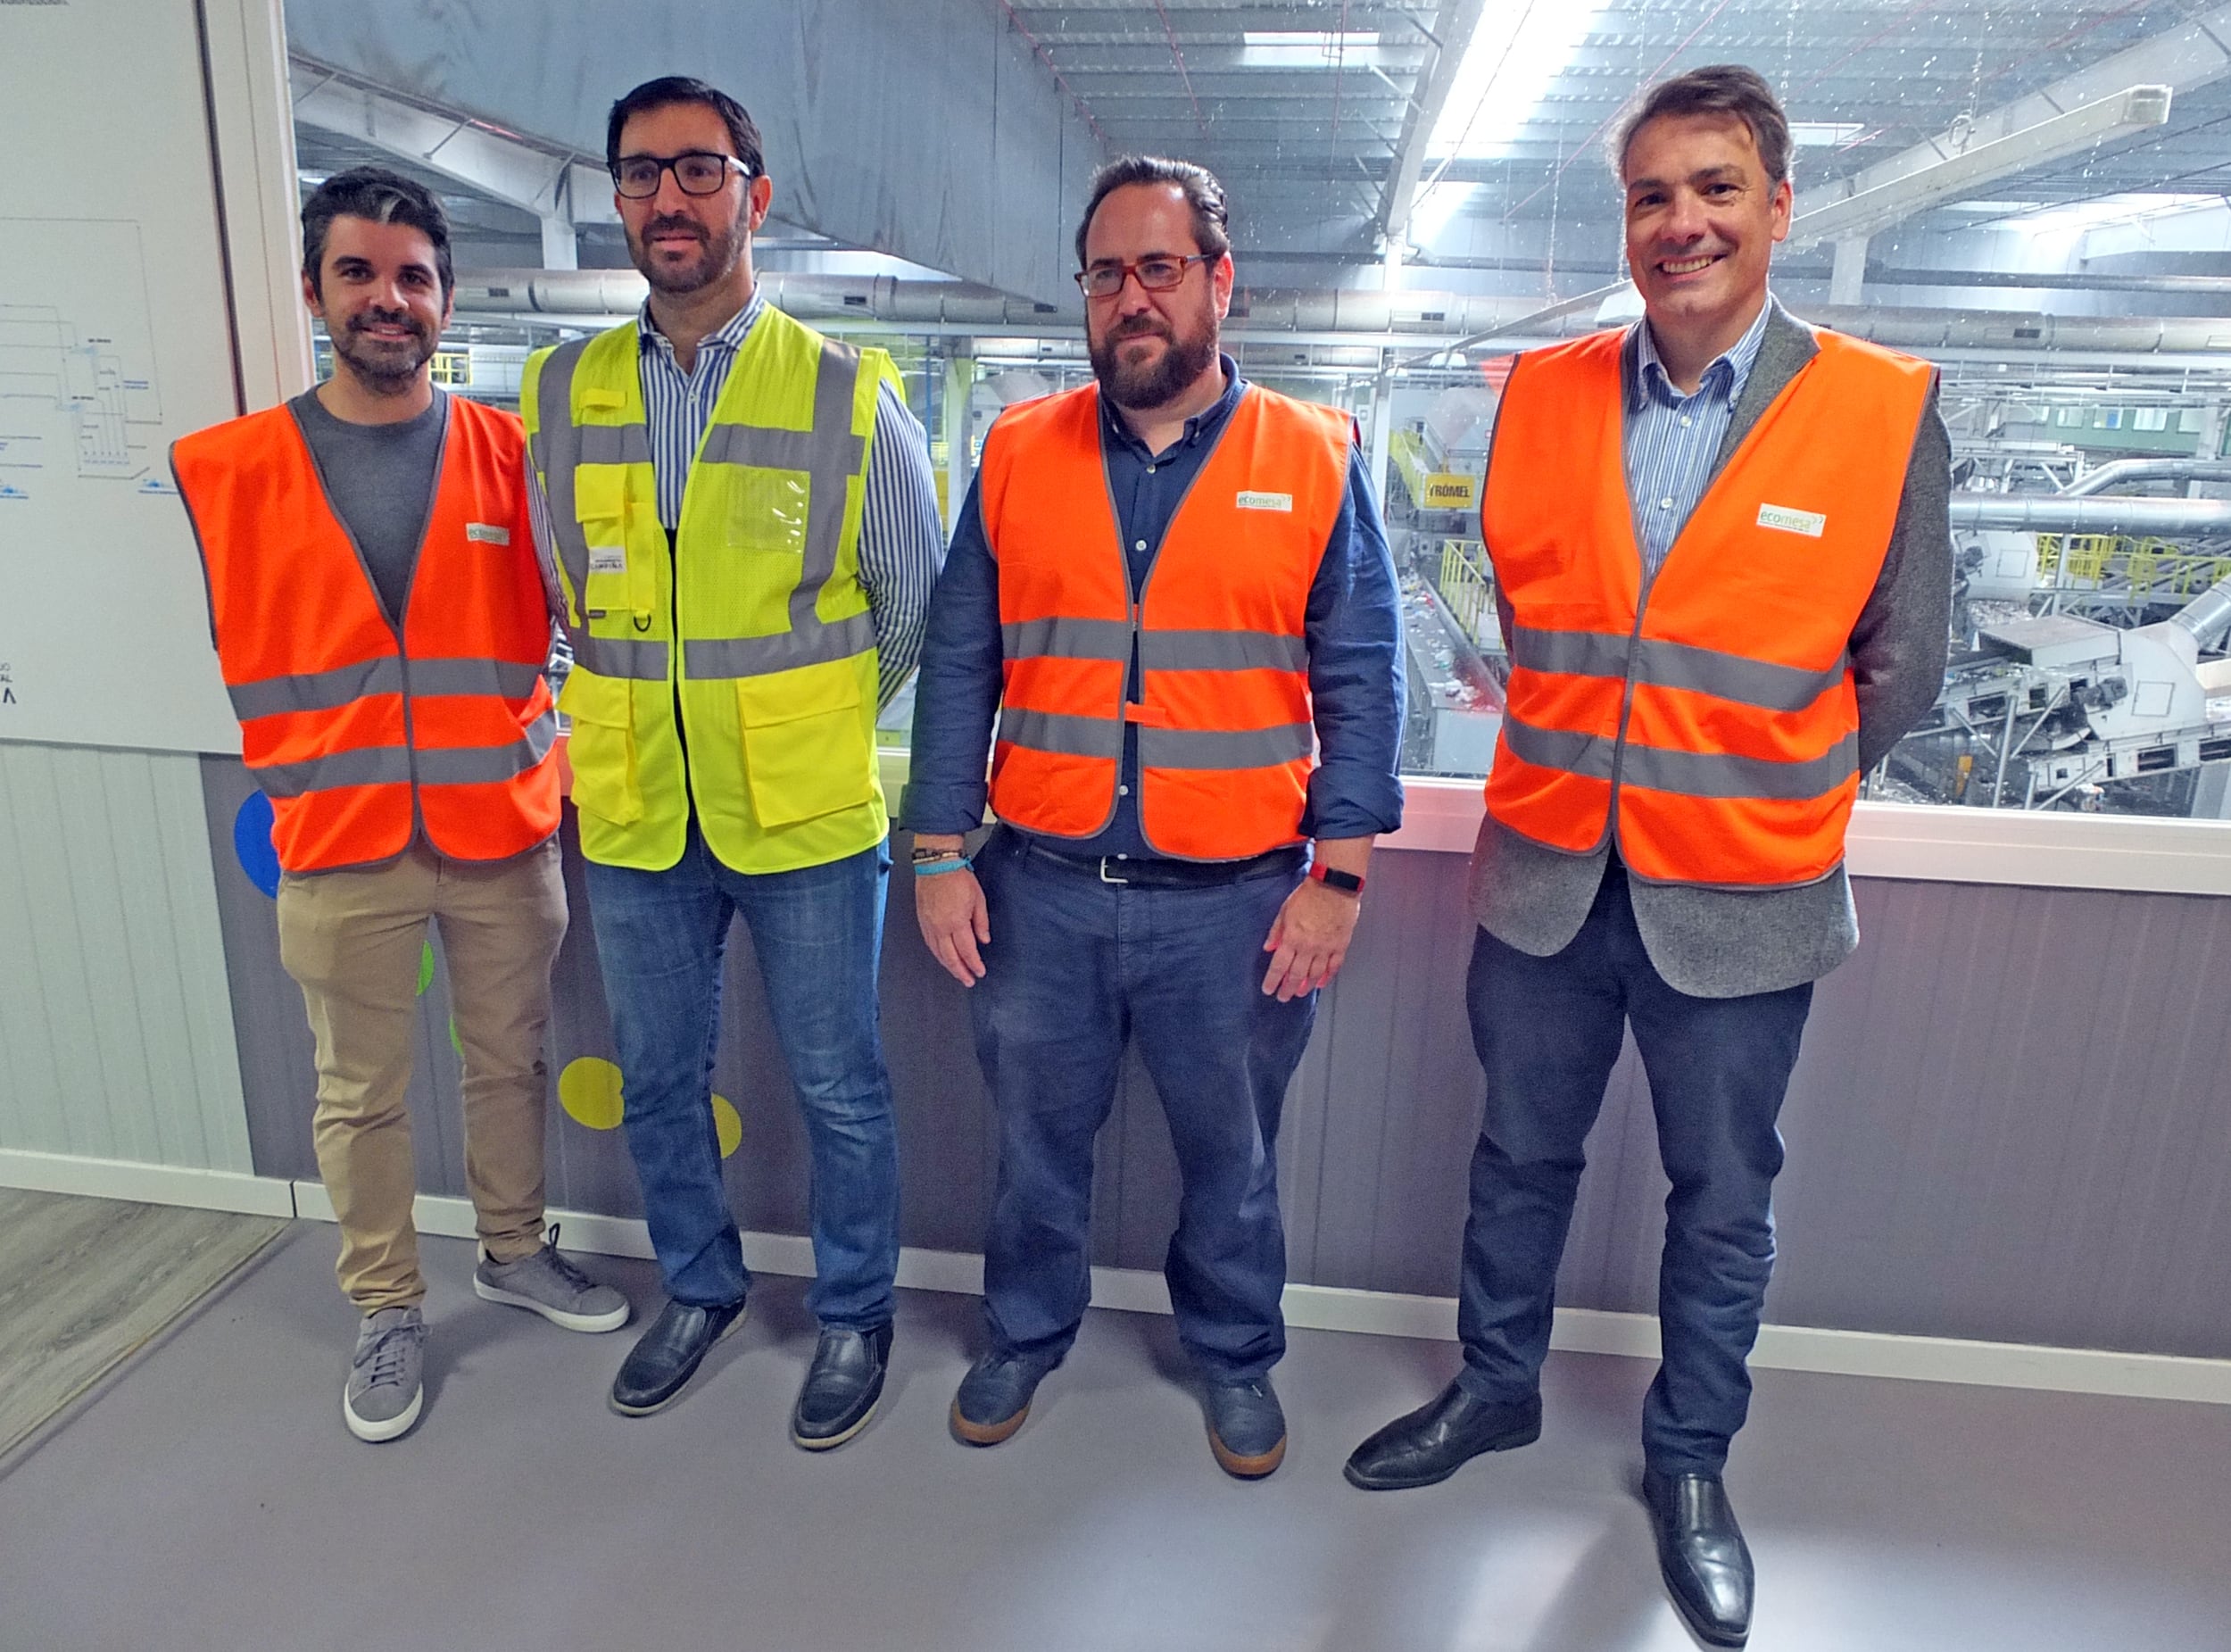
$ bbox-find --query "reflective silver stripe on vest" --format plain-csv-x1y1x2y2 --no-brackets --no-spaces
227,657,404,721
576,424,653,468
406,659,544,700
413,709,560,786
533,338,594,611
997,706,1122,760
684,610,876,679
1140,630,1309,673
1138,723,1314,771
1001,617,1132,661
251,744,414,798
695,337,869,643
1502,715,1858,801
1509,627,1847,714
569,634,670,682
998,619,1307,674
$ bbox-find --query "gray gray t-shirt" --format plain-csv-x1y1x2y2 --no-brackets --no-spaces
289,387,448,626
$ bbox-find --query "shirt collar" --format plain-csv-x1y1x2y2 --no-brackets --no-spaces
1099,353,1246,458
1628,295,1773,411
636,285,765,363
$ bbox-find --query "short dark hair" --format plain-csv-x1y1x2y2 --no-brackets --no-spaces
606,77,765,179
1075,154,1231,269
1611,64,1792,187
301,166,453,298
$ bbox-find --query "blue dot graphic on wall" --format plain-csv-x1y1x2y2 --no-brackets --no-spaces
232,793,280,898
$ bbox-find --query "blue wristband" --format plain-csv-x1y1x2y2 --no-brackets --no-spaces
913,856,974,877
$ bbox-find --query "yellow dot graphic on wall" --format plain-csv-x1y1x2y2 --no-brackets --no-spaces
712,1094,742,1159
559,1057,626,1132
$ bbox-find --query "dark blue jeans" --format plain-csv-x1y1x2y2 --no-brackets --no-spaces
968,829,1317,1382
583,828,899,1327
1459,862,1812,1475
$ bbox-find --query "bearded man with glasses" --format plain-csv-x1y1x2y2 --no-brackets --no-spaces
522,77,942,1445
904,155,1405,1477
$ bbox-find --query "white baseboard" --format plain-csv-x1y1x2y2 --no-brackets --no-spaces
0,1149,296,1218
10,1159,2221,1407
280,1185,2231,1408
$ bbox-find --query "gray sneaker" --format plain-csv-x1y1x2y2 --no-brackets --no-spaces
344,1305,427,1443
473,1224,630,1332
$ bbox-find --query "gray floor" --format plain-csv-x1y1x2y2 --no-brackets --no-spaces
0,1188,286,1459
1,1225,2227,1652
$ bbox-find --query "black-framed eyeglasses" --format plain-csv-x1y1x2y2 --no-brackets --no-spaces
1074,253,1215,299
610,151,753,200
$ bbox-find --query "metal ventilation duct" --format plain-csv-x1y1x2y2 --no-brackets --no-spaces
1949,497,2231,534
450,270,2231,354
2061,459,2231,495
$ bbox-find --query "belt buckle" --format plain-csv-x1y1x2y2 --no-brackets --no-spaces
1097,857,1130,885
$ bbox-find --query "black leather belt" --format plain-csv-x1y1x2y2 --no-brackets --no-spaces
1016,836,1305,888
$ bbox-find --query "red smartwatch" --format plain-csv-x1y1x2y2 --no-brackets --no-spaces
1309,862,1364,895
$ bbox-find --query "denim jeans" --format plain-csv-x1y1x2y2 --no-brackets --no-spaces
1458,860,1813,1475
583,828,899,1327
967,828,1318,1382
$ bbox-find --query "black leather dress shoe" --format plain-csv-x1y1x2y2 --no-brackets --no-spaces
1343,1381,1542,1490
1643,1470,1754,1648
609,1296,747,1416
791,1322,893,1449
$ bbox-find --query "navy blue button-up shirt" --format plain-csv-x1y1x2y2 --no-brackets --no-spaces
902,358,1405,859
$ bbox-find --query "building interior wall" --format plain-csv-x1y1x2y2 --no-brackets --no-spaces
196,759,2231,1362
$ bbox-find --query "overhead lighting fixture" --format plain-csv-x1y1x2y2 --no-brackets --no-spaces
1241,30,1383,67
1407,180,1477,251
1788,122,1865,147
1789,84,2173,249
2008,192,2220,236
1425,3,1613,161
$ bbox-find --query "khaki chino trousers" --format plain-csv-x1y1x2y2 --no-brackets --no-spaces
276,836,568,1310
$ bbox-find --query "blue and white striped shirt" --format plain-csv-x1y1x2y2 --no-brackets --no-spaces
1623,299,1771,575
527,288,945,709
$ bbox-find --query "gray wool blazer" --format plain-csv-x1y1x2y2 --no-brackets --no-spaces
1467,295,1954,999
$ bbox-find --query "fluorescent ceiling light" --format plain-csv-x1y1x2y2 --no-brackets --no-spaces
2007,192,2220,236
1241,30,1384,68
1426,2,1613,161
1242,31,1381,47
1407,181,1477,250
1788,85,2172,248
1789,121,1865,147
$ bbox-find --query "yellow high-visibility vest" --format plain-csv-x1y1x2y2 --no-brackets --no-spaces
522,304,895,873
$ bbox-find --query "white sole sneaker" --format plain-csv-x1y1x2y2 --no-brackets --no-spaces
473,1274,631,1333
343,1380,423,1443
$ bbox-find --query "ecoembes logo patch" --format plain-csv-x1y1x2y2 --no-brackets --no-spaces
1756,503,1827,537
1235,491,1293,512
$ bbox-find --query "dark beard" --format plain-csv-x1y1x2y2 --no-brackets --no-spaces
332,312,435,396
628,212,750,297
1090,315,1218,411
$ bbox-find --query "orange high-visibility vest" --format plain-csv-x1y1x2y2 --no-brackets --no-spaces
977,383,1350,860
1481,324,1933,888
172,395,560,874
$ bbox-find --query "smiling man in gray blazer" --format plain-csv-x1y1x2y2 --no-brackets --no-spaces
1344,66,1951,1649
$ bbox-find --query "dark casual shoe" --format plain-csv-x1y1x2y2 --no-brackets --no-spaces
1343,1381,1542,1490
343,1305,426,1443
1643,1470,1754,1648
950,1350,1049,1446
791,1323,893,1450
474,1227,630,1332
609,1296,747,1416
1204,1376,1287,1479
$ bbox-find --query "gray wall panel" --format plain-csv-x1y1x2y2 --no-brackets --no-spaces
203,760,2231,1359
0,743,250,1173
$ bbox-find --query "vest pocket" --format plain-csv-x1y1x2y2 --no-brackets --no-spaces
734,660,876,828
555,668,644,826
